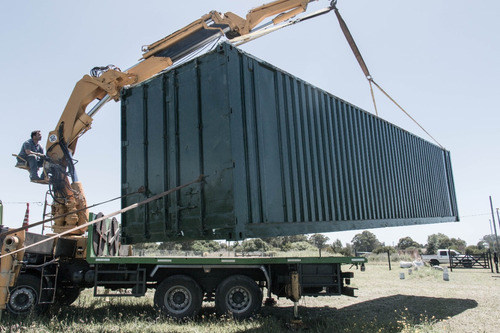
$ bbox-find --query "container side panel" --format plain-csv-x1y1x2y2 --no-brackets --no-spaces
226,48,250,238
250,60,284,223
197,52,235,235
144,78,168,239
240,56,263,225
121,43,459,243
173,62,204,237
276,73,293,222
121,86,147,243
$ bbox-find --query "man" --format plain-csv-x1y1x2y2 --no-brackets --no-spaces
17,130,45,181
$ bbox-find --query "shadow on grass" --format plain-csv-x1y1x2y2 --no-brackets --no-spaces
256,294,478,332
0,295,478,333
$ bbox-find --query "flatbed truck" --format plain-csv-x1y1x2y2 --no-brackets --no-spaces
1,213,366,319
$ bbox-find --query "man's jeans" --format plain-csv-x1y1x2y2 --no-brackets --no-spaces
25,154,43,179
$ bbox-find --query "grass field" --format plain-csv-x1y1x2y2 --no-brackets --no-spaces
1,262,498,332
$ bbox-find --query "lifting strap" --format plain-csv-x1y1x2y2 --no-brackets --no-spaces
331,2,444,150
0,175,204,258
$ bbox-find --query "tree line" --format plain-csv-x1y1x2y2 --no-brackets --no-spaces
135,231,496,256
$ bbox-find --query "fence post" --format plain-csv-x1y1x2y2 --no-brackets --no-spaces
489,250,494,273
448,248,453,272
495,251,499,273
387,250,391,270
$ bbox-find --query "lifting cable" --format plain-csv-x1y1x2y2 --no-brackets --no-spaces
0,175,204,259
1,186,146,237
330,1,445,150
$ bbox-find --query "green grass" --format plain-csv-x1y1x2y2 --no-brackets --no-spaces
1,264,496,332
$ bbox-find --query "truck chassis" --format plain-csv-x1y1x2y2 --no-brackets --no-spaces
4,219,366,319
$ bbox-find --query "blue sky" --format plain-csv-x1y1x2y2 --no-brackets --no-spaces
1,1,499,248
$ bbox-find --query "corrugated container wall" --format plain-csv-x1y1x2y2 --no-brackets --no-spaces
120,43,458,244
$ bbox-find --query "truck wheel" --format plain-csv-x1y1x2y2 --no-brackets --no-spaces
7,274,48,315
154,275,202,319
55,287,81,306
462,259,473,268
429,259,440,266
215,275,262,320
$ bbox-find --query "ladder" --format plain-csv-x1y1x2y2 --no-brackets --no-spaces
41,191,53,235
39,257,58,304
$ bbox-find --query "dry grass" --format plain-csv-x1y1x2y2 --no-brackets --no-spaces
275,263,497,332
1,263,498,332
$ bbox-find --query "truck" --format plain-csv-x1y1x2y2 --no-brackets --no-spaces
0,0,367,320
0,213,366,319
421,249,473,268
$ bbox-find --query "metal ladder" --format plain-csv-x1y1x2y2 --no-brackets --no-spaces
39,257,58,304
41,191,53,235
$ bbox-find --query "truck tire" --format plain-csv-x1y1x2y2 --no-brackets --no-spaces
462,259,473,268
7,274,48,315
429,259,440,266
215,275,262,320
154,275,202,319
55,287,81,306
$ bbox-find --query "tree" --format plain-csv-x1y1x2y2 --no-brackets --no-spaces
330,239,343,253
339,243,354,256
465,245,485,255
397,236,421,250
309,234,329,257
450,238,467,253
134,242,159,251
426,233,449,254
283,241,315,252
478,235,498,250
263,235,309,251
240,238,269,253
191,240,222,253
158,242,182,251
425,234,467,254
288,235,308,243
373,245,396,254
351,231,381,253
262,237,286,249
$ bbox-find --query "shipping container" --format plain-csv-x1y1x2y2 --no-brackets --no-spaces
120,43,458,244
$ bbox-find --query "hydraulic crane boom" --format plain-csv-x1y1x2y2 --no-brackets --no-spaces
0,0,346,315
40,0,326,235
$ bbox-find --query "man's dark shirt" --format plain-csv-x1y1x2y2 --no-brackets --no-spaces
19,138,43,159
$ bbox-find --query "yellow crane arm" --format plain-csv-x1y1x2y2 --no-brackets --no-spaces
5,0,327,314
40,0,320,238
46,56,173,164
46,0,314,165
141,0,312,60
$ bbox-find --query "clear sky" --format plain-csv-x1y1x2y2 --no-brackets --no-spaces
1,1,499,248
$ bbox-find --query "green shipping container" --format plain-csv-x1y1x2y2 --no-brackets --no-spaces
120,43,458,244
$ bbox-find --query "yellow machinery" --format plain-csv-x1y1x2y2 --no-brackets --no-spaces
41,0,325,235
0,231,25,313
2,0,337,313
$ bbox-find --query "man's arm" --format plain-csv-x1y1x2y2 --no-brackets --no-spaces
23,142,44,157
24,149,44,157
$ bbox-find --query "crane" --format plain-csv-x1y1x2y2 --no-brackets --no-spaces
1,0,343,316
39,0,335,236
